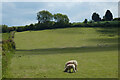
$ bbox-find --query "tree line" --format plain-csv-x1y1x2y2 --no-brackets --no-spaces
92,10,113,22
2,10,120,33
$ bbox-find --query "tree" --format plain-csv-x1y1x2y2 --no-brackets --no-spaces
53,13,69,27
88,20,94,23
83,19,88,23
92,12,101,22
54,13,69,24
101,16,105,21
29,24,34,30
104,10,113,21
37,10,53,23
2,25,8,33
16,27,25,32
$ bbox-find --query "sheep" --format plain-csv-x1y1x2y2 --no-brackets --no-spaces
64,60,78,72
64,64,76,73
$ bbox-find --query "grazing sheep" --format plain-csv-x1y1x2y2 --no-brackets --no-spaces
65,60,78,71
64,64,76,73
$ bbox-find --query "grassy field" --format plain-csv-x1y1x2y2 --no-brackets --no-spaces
0,33,2,79
6,27,118,78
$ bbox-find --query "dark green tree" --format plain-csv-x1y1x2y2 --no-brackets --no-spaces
2,25,8,33
29,24,34,30
101,16,105,21
83,19,88,23
92,12,101,22
37,10,53,23
54,13,69,24
104,10,113,21
54,13,69,27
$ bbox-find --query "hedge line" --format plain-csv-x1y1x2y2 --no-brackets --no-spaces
2,31,16,77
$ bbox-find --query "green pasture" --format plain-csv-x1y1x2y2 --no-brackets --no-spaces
0,33,2,79
5,27,118,78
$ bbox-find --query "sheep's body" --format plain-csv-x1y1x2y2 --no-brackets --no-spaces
65,60,78,71
64,64,76,73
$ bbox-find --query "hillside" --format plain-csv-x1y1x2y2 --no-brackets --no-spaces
0,33,1,79
15,27,118,49
5,27,118,78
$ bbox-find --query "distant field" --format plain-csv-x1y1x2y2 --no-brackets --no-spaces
6,27,118,78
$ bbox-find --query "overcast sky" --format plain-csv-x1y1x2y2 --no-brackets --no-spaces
2,2,118,26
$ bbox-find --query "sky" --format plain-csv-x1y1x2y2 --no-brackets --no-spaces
1,0,119,2
1,2,118,27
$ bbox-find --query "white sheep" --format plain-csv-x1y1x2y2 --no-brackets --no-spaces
64,60,78,72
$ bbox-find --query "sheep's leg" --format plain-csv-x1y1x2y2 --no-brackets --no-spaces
75,66,77,72
73,67,76,73
68,69,71,73
64,67,68,72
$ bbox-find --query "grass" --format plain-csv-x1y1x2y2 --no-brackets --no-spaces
2,33,10,40
0,33,2,79
5,27,118,78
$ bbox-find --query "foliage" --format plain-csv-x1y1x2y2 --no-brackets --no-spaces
37,10,53,23
2,10,120,33
113,17,120,21
92,12,101,22
72,21,120,28
2,39,15,52
54,13,69,23
54,13,70,28
2,25,8,33
2,21,120,33
83,19,88,23
2,32,16,78
104,10,113,21
2,25,16,33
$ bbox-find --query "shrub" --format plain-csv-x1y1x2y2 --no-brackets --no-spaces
2,32,16,77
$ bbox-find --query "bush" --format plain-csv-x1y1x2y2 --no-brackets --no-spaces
2,32,16,77
2,21,120,33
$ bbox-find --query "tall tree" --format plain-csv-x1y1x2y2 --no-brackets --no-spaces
37,10,53,23
104,10,113,21
83,19,88,23
92,12,101,22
